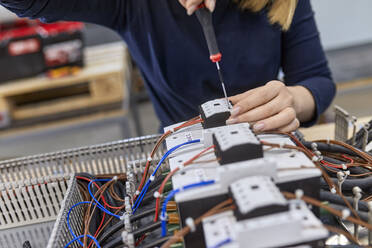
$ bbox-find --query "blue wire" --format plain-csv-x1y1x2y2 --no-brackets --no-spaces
161,188,180,236
208,238,233,248
88,179,121,219
64,234,101,248
67,201,98,246
132,139,201,214
161,180,215,237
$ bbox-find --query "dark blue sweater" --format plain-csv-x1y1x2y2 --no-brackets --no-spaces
1,0,336,127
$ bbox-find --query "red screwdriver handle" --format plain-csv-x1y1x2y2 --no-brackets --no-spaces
195,4,222,63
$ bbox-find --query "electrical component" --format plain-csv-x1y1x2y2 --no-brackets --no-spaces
202,199,328,248
199,99,231,129
171,158,277,202
229,176,288,221
5,105,372,248
212,123,263,164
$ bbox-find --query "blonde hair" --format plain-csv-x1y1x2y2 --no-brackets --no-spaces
235,0,298,31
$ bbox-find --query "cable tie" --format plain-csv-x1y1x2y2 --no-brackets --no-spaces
153,191,161,199
279,142,285,149
135,191,140,195
367,201,372,211
121,231,128,243
326,138,330,144
337,171,344,181
344,170,350,176
311,142,317,150
295,189,304,199
311,156,319,162
149,175,155,182
147,157,153,162
178,164,185,170
170,127,175,133
342,164,347,170
330,187,337,194
113,176,118,181
185,217,196,232
353,186,362,196
160,213,168,221
341,209,350,220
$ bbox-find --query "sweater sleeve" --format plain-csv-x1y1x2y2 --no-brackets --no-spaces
0,0,130,31
281,0,336,127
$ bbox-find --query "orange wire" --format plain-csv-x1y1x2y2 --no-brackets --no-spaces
133,117,202,202
154,145,215,221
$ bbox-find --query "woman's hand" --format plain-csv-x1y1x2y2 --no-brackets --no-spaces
178,0,216,15
228,81,316,132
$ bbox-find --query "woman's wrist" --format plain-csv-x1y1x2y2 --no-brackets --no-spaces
287,86,316,123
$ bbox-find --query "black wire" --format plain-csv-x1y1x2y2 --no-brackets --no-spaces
301,141,359,157
320,177,372,192
138,236,171,248
131,208,156,222
100,222,161,247
149,174,167,189
132,221,161,238
329,203,368,222
113,180,126,200
102,236,123,248
98,208,156,244
322,156,344,164
320,190,369,212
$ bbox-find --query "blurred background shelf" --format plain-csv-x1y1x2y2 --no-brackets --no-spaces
0,42,128,128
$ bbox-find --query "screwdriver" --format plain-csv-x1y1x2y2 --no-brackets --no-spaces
195,4,231,109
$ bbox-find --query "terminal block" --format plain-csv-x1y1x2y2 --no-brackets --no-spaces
199,99,231,129
213,123,263,164
229,176,288,220
202,200,328,248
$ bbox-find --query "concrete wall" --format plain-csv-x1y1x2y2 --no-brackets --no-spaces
312,0,372,50
1,1,372,50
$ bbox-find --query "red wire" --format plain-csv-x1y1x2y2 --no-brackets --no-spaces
133,117,203,202
135,234,147,246
320,160,344,169
154,168,179,222
341,154,354,163
320,154,354,170
154,145,215,221
76,176,123,210
88,212,106,248
76,176,107,248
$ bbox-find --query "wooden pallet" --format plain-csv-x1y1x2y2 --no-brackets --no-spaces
0,42,129,128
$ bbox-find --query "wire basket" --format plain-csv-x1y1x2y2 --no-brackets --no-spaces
0,134,163,183
0,134,165,247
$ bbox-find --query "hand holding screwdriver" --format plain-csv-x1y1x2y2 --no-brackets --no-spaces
178,0,216,15
194,3,230,109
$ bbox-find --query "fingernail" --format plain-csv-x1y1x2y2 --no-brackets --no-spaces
187,5,197,15
226,118,238,125
208,0,216,12
230,106,241,117
253,123,265,131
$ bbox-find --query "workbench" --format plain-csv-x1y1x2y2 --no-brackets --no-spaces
300,116,372,141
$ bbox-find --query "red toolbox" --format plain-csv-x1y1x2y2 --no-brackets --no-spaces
0,19,84,83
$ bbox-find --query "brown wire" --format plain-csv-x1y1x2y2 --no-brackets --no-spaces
261,139,362,221
282,192,372,231
108,183,125,202
83,176,126,247
83,181,113,247
161,199,234,248
314,140,372,163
